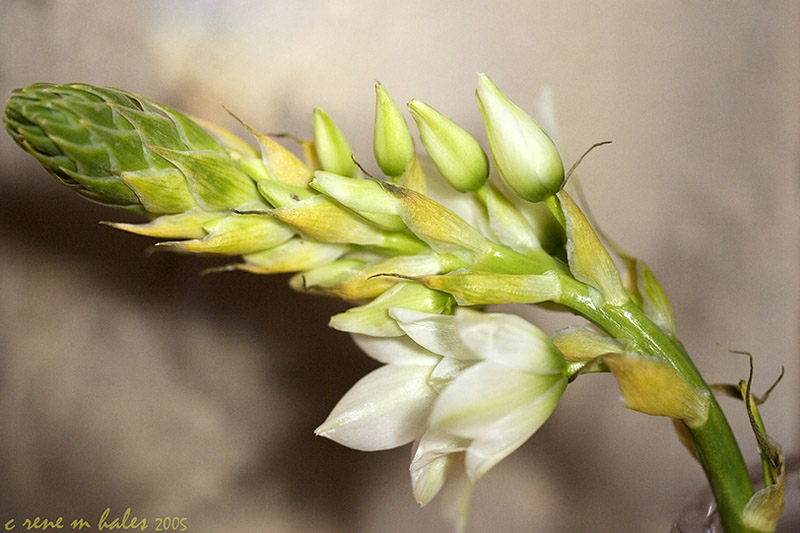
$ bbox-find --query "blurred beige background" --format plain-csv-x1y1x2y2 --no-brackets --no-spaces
1,1,798,531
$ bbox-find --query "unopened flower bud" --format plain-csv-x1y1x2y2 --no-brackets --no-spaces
417,270,561,306
374,83,414,177
155,213,294,255
476,73,564,202
235,238,349,274
312,107,355,177
329,282,453,336
407,99,488,192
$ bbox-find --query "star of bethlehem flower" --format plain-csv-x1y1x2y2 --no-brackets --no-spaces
315,307,567,531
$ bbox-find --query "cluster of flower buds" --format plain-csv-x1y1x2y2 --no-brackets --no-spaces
6,75,728,531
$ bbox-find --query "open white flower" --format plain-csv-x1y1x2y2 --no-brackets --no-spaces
315,306,567,528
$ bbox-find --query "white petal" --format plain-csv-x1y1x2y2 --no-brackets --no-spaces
411,427,469,473
464,379,563,480
410,453,450,506
455,308,564,374
428,357,474,392
429,362,565,479
389,308,477,360
410,428,469,506
351,333,440,366
315,364,435,451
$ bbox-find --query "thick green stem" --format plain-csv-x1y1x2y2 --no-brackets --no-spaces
558,276,758,532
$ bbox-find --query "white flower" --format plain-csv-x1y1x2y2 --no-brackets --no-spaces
315,306,567,529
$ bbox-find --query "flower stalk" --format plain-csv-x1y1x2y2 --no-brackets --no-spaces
4,77,777,532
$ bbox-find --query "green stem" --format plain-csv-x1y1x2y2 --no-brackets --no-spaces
557,275,758,533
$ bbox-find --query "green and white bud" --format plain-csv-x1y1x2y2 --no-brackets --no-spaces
310,171,405,231
329,282,453,336
313,107,356,177
374,83,414,177
476,74,564,203
407,99,488,192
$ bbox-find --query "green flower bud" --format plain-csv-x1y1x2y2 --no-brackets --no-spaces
373,83,414,177
311,170,405,231
4,83,262,214
475,73,564,202
313,107,355,177
234,238,349,275
407,99,488,192
416,270,561,306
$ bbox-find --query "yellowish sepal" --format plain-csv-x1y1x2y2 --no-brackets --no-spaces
604,352,710,427
382,182,492,257
550,325,625,363
298,139,320,171
118,168,197,214
636,261,677,336
232,238,349,274
559,191,628,306
224,108,314,186
742,466,784,532
395,152,427,194
269,196,389,246
103,208,225,239
156,213,294,255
